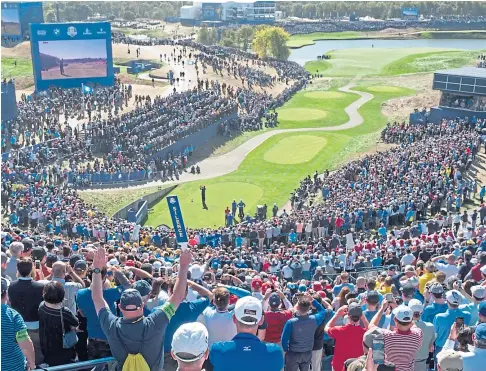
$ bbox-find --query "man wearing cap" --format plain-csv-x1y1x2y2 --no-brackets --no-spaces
423,283,448,323
210,296,284,371
92,247,193,371
1,277,36,371
171,322,209,371
325,302,368,371
263,290,293,345
433,290,472,356
437,349,463,371
457,285,486,325
369,302,423,371
409,299,436,371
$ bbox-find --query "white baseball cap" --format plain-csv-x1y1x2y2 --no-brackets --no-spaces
108,258,119,266
189,264,204,280
471,285,486,299
446,290,462,305
408,299,424,313
234,296,263,325
393,305,413,323
171,322,209,362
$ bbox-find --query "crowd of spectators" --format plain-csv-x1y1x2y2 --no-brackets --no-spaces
478,54,486,69
281,16,486,35
440,93,486,112
2,113,486,371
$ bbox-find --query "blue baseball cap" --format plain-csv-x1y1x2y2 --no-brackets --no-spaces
479,301,486,317
298,284,307,293
475,323,486,341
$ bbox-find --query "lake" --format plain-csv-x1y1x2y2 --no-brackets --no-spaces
288,39,486,65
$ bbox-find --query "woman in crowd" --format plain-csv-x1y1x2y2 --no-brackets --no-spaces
38,281,79,366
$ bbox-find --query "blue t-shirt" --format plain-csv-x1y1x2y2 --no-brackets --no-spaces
163,297,210,352
76,287,123,340
422,302,448,323
433,308,472,347
210,333,284,371
333,283,355,297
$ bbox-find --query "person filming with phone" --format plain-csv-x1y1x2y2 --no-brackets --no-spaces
368,301,423,371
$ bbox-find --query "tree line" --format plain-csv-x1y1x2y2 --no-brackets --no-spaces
277,1,486,20
42,1,185,23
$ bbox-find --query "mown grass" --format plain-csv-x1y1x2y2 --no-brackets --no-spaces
382,50,481,75
1,57,33,79
144,85,414,228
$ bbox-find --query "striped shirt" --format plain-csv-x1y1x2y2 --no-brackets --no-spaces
1,303,27,371
382,327,423,371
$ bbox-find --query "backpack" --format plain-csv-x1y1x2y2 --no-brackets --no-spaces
117,325,150,371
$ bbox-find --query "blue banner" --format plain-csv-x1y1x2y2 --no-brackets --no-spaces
166,195,189,248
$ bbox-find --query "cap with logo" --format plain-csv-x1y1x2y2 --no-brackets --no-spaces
74,260,87,272
119,289,143,311
445,290,462,305
471,285,486,300
437,349,463,371
234,296,263,325
251,277,262,289
408,299,424,313
171,322,209,363
429,282,444,294
268,293,281,308
393,305,413,323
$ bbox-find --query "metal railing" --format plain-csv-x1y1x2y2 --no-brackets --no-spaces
35,357,116,371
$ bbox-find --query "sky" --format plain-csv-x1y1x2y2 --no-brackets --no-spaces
38,39,107,60
1,8,20,24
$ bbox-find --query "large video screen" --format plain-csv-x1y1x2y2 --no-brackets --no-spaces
1,7,21,35
38,39,107,80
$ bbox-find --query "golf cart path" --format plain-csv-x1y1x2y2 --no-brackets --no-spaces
81,79,373,193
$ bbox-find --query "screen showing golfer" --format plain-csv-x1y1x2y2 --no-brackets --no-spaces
1,8,21,35
38,39,107,80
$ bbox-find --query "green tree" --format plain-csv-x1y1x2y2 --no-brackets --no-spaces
238,25,254,51
123,10,136,21
252,26,290,60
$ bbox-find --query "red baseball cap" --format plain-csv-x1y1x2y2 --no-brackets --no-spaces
317,291,327,298
252,277,263,289
125,260,135,267
312,282,323,291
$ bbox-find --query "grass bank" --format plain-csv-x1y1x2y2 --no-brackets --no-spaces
142,85,413,228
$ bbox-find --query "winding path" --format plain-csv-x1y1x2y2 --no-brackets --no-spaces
81,79,373,192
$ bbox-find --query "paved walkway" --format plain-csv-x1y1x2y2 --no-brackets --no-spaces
81,79,373,193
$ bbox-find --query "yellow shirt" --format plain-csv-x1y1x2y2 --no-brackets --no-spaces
379,285,392,295
419,272,436,294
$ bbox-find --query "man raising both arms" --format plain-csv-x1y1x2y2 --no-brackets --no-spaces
91,246,193,371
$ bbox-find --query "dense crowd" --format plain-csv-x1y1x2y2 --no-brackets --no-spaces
440,93,486,112
282,16,486,35
2,112,486,371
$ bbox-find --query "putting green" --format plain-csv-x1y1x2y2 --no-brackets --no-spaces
145,181,264,227
303,91,347,100
367,86,404,93
278,107,327,121
264,135,327,165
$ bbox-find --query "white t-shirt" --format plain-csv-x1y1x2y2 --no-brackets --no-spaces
282,265,293,279
435,262,459,279
401,253,415,266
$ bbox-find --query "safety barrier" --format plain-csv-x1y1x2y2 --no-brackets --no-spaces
34,357,116,371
